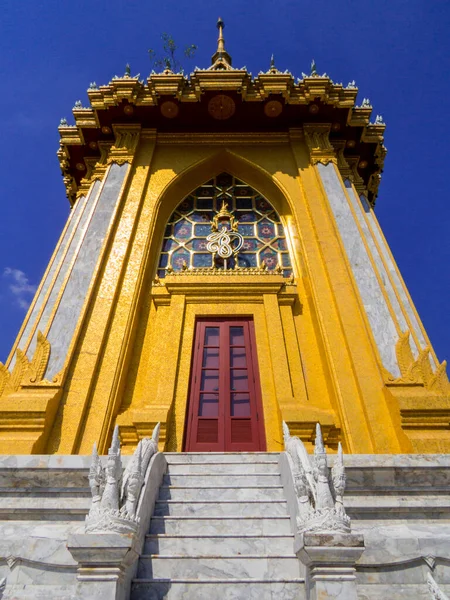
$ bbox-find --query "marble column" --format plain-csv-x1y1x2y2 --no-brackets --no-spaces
295,532,365,600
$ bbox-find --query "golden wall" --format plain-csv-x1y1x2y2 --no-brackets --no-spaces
1,129,449,455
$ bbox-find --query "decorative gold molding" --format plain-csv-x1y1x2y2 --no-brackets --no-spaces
107,125,141,165
75,158,99,199
156,131,290,145
392,331,450,394
0,385,62,453
303,124,336,165
23,331,51,384
0,349,28,398
0,332,52,399
346,157,366,196
287,419,341,452
117,414,167,454
331,140,353,181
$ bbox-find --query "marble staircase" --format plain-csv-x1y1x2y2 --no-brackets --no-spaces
131,452,304,600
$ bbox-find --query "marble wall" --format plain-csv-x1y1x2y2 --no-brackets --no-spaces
318,163,400,377
8,184,96,369
0,453,448,599
45,164,128,380
356,190,434,365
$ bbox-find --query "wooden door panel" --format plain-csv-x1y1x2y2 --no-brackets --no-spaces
185,318,265,452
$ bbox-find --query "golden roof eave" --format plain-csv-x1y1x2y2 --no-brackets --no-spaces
58,69,386,206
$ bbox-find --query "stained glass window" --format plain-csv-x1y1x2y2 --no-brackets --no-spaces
157,172,292,278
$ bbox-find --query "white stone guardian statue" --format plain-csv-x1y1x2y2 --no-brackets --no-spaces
283,421,351,534
85,423,160,534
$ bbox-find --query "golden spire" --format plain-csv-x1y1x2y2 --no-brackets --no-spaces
211,17,232,68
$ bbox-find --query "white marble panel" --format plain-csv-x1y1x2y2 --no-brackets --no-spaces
46,164,128,379
345,180,419,357
361,194,429,352
131,580,305,600
9,192,89,369
137,555,301,580
25,181,100,361
2,583,78,599
318,163,400,376
357,583,450,599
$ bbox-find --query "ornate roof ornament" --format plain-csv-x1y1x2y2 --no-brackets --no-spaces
267,54,281,75
209,17,234,71
374,114,385,125
73,100,83,109
361,98,372,107
56,19,385,205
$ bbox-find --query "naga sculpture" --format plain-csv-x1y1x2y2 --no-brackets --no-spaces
283,421,350,534
428,573,450,600
85,423,160,534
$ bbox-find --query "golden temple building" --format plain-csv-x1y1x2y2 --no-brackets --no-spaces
1,19,450,460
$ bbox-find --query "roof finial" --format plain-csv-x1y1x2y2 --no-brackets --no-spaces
269,54,279,74
211,17,232,68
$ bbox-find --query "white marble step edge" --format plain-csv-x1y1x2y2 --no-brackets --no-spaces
133,578,304,583
141,554,297,559
164,452,280,464
144,534,295,554
150,515,291,519
146,534,293,538
167,462,280,473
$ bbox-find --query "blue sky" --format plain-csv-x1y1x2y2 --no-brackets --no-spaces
0,0,449,365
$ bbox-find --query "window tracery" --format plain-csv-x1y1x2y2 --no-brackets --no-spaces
157,173,292,278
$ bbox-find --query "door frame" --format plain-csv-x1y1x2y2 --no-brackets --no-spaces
183,316,267,452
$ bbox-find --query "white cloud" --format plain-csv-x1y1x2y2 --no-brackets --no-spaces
2,268,37,310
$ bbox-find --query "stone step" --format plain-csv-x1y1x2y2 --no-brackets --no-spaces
0,496,89,518
136,555,301,580
149,516,292,536
164,452,280,464
163,473,281,487
167,462,279,475
158,485,285,502
153,500,288,518
144,534,294,556
0,487,90,497
131,579,305,600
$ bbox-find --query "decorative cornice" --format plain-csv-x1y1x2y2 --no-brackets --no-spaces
303,124,336,165
57,58,384,204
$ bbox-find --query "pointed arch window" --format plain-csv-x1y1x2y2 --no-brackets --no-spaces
157,172,292,278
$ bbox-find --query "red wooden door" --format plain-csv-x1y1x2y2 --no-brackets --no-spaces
184,319,266,452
